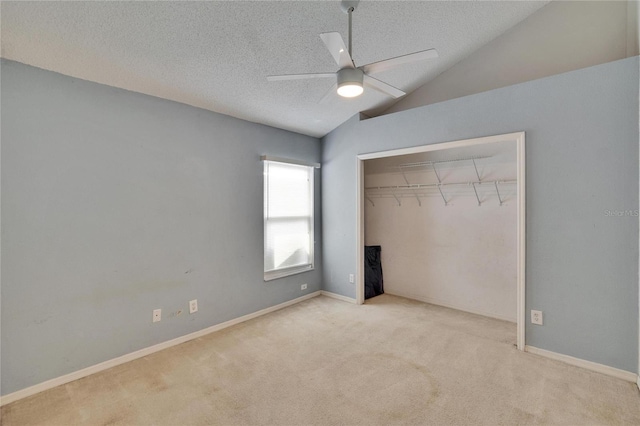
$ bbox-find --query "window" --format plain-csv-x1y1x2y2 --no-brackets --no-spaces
263,159,315,281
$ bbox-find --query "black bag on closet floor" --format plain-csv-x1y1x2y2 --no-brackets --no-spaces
364,245,384,300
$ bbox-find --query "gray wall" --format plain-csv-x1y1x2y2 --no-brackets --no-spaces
1,59,322,396
322,57,639,373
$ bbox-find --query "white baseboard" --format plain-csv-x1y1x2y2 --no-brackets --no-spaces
525,345,638,383
0,291,322,407
320,290,357,304
385,290,517,323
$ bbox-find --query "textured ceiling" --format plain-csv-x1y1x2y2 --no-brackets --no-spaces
1,1,548,138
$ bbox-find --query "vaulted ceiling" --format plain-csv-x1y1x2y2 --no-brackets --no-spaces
1,1,548,137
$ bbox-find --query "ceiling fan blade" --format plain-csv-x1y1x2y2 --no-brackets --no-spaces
319,83,338,104
361,48,438,75
320,32,354,69
363,75,405,99
267,73,335,81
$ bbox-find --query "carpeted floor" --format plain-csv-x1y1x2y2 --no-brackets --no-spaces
2,294,639,425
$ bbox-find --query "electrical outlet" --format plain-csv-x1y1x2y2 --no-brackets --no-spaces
301,284,307,290
189,299,198,314
349,274,355,283
153,309,161,323
531,310,543,325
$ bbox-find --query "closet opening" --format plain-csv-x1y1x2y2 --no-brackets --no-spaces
356,132,525,350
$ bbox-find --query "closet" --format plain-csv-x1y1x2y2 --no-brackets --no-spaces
363,141,517,322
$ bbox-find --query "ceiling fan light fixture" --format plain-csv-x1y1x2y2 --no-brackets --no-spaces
267,0,436,102
337,68,364,98
337,82,363,97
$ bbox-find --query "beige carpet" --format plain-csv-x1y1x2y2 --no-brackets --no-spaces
2,294,639,425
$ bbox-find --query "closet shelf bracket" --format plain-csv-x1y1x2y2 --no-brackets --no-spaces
365,195,375,207
472,182,481,206
472,159,482,182
392,193,401,206
494,181,504,206
401,169,422,207
437,184,448,206
431,162,442,184
432,163,448,206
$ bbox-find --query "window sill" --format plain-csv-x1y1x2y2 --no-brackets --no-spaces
264,265,314,282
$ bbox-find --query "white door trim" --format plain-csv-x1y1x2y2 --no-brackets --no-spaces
356,131,526,351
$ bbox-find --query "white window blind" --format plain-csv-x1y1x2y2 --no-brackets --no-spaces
264,160,314,281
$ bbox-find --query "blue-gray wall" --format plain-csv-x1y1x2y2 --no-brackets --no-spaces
2,56,638,397
322,57,639,373
0,59,322,396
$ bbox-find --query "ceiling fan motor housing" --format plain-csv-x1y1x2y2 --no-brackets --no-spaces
340,0,359,14
337,68,364,97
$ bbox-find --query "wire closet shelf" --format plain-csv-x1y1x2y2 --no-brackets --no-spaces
365,156,516,207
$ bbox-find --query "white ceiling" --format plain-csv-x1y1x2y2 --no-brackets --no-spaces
1,1,547,138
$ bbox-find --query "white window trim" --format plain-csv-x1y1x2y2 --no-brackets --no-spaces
262,156,319,281
264,263,314,282
260,155,320,169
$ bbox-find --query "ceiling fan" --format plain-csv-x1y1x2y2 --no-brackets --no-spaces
267,0,438,101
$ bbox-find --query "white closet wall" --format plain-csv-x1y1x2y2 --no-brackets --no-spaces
364,149,517,322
